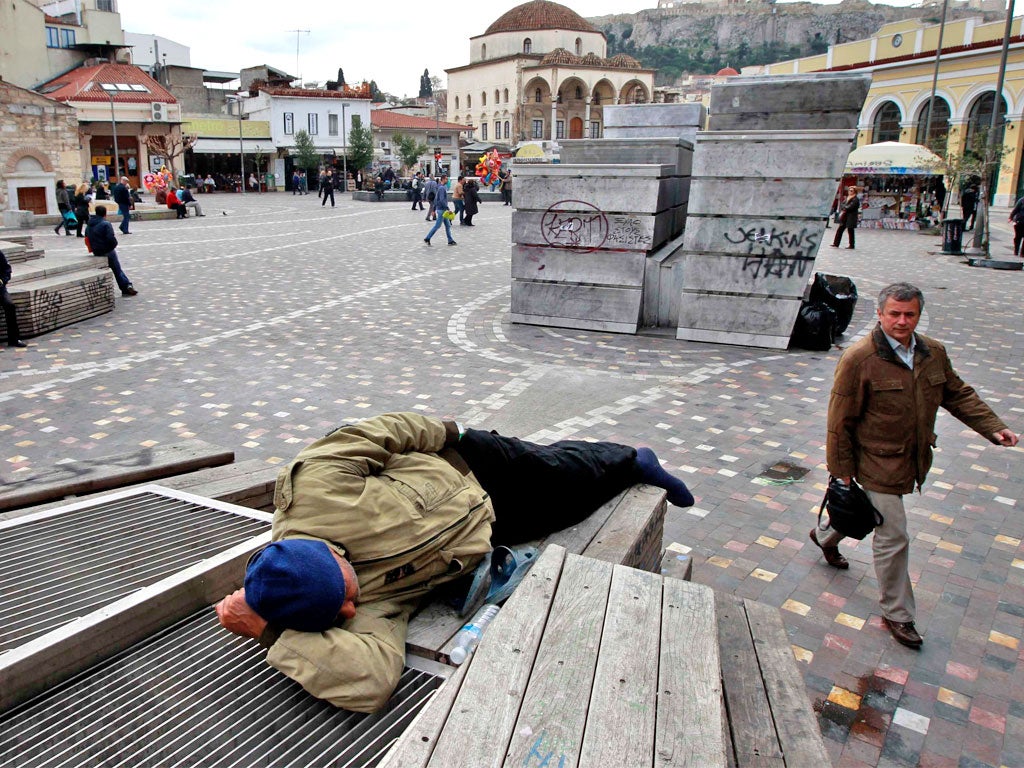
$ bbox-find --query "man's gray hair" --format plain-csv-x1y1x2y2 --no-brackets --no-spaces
877,282,925,311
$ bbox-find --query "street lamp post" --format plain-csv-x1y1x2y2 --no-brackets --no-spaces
341,102,348,193
101,86,121,181
227,95,245,194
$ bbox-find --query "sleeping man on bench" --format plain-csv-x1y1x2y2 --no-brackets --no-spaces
216,412,693,712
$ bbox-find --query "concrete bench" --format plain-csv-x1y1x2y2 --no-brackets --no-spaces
0,440,235,512
382,545,830,768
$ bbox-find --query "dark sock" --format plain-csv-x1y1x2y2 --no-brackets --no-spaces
635,447,694,507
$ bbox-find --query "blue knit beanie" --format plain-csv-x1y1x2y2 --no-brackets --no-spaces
244,540,347,632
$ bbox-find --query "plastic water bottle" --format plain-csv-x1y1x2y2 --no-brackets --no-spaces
449,604,500,665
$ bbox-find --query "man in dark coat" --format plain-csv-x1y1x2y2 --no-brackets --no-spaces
960,184,978,230
0,250,27,348
462,178,480,226
85,206,138,297
111,176,133,234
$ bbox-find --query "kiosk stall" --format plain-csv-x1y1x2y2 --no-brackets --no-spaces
842,141,946,230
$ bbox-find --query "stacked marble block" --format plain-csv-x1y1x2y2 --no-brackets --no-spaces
674,73,872,348
510,140,693,333
601,102,706,143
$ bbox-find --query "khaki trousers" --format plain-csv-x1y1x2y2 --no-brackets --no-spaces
820,490,915,623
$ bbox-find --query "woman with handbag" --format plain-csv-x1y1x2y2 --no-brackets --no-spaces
831,185,860,250
73,183,92,238
462,177,480,226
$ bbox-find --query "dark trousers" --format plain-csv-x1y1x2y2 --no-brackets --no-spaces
963,208,976,230
412,191,423,210
117,204,131,233
322,187,335,207
1014,221,1024,255
833,221,855,248
1,283,20,343
455,429,639,545
100,249,132,292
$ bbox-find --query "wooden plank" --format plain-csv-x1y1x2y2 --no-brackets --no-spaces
578,564,662,768
0,441,235,511
376,661,470,768
406,492,623,660
582,484,666,571
656,578,727,767
503,553,614,768
743,600,831,767
426,545,568,768
715,593,784,767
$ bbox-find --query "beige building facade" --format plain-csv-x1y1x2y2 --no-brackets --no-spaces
0,80,81,215
755,15,1024,206
445,0,654,145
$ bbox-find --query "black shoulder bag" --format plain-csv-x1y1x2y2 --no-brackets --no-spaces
817,476,883,540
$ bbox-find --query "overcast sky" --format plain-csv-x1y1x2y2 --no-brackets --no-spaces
118,0,929,97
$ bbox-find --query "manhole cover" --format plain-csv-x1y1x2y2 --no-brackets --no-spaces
753,460,811,486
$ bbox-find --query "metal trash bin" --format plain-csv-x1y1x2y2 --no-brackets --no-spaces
942,218,964,254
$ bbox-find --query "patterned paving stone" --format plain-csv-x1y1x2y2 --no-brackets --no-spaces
2,196,1023,766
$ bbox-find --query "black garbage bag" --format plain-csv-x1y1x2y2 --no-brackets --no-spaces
809,273,858,335
791,301,837,351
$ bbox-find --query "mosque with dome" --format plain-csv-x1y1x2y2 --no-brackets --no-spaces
445,0,655,146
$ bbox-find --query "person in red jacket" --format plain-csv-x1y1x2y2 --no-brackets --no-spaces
166,187,187,219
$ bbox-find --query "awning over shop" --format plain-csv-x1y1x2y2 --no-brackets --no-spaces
191,138,271,154
845,142,945,176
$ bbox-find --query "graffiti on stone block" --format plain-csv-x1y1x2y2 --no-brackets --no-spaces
724,225,819,257
541,200,608,252
741,255,812,281
606,216,653,248
83,277,109,308
31,289,63,330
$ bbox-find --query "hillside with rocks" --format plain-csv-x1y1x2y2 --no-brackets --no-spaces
589,1,1000,81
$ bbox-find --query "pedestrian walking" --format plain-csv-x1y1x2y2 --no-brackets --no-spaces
411,172,425,211
424,176,439,220
54,180,74,236
73,183,92,238
499,169,513,206
960,184,978,230
831,186,860,249
811,283,1018,649
1010,194,1024,256
462,177,480,226
292,170,301,194
111,176,133,234
321,170,335,207
423,174,456,246
85,205,138,297
0,250,27,349
355,170,363,191
453,175,465,224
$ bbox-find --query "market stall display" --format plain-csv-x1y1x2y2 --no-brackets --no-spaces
842,142,946,230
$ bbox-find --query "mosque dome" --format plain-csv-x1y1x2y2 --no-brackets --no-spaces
485,1,598,35
608,54,643,69
716,66,740,76
541,48,581,66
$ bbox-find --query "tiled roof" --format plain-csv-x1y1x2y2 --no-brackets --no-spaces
372,110,471,132
484,1,597,35
607,54,643,69
36,63,176,103
262,85,371,100
535,50,648,69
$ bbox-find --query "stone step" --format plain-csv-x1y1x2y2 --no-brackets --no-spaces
2,265,114,341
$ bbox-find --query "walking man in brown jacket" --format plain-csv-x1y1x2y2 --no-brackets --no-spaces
811,283,1017,648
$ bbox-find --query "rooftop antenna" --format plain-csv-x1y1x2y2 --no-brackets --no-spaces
289,29,310,84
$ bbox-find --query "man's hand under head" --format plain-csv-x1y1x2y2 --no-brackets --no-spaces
993,428,1020,447
216,588,268,639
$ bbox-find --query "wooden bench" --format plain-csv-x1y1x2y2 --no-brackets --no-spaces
405,483,666,661
0,440,235,512
383,545,830,768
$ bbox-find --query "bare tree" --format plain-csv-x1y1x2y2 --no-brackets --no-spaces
144,132,198,176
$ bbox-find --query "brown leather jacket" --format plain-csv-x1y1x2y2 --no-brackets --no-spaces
826,326,1007,494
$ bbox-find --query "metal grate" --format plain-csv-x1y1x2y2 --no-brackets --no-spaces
0,489,270,651
0,608,445,768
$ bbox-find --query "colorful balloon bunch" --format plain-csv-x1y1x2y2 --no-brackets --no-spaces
475,150,503,191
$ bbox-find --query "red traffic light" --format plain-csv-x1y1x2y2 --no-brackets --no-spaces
434,153,442,161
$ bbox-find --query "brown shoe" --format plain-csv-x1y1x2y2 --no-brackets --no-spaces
883,617,923,648
809,529,849,569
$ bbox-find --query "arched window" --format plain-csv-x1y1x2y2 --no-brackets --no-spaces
594,93,601,105
575,37,582,55
523,38,532,54
482,91,487,106
872,101,902,143
966,91,1007,149
534,88,542,103
504,121,510,139
915,96,950,149
631,86,646,104
454,96,459,110
504,88,509,102
467,94,472,109
495,89,500,104
574,85,582,99
481,43,486,59
557,91,563,104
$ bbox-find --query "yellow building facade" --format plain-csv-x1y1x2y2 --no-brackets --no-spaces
757,15,1024,206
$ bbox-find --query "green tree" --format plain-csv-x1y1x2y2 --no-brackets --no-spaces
369,80,384,101
347,115,375,172
392,132,428,172
419,69,432,99
293,129,320,176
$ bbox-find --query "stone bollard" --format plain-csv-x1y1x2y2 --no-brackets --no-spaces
3,210,35,229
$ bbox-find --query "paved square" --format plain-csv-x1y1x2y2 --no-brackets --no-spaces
2,193,1022,767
